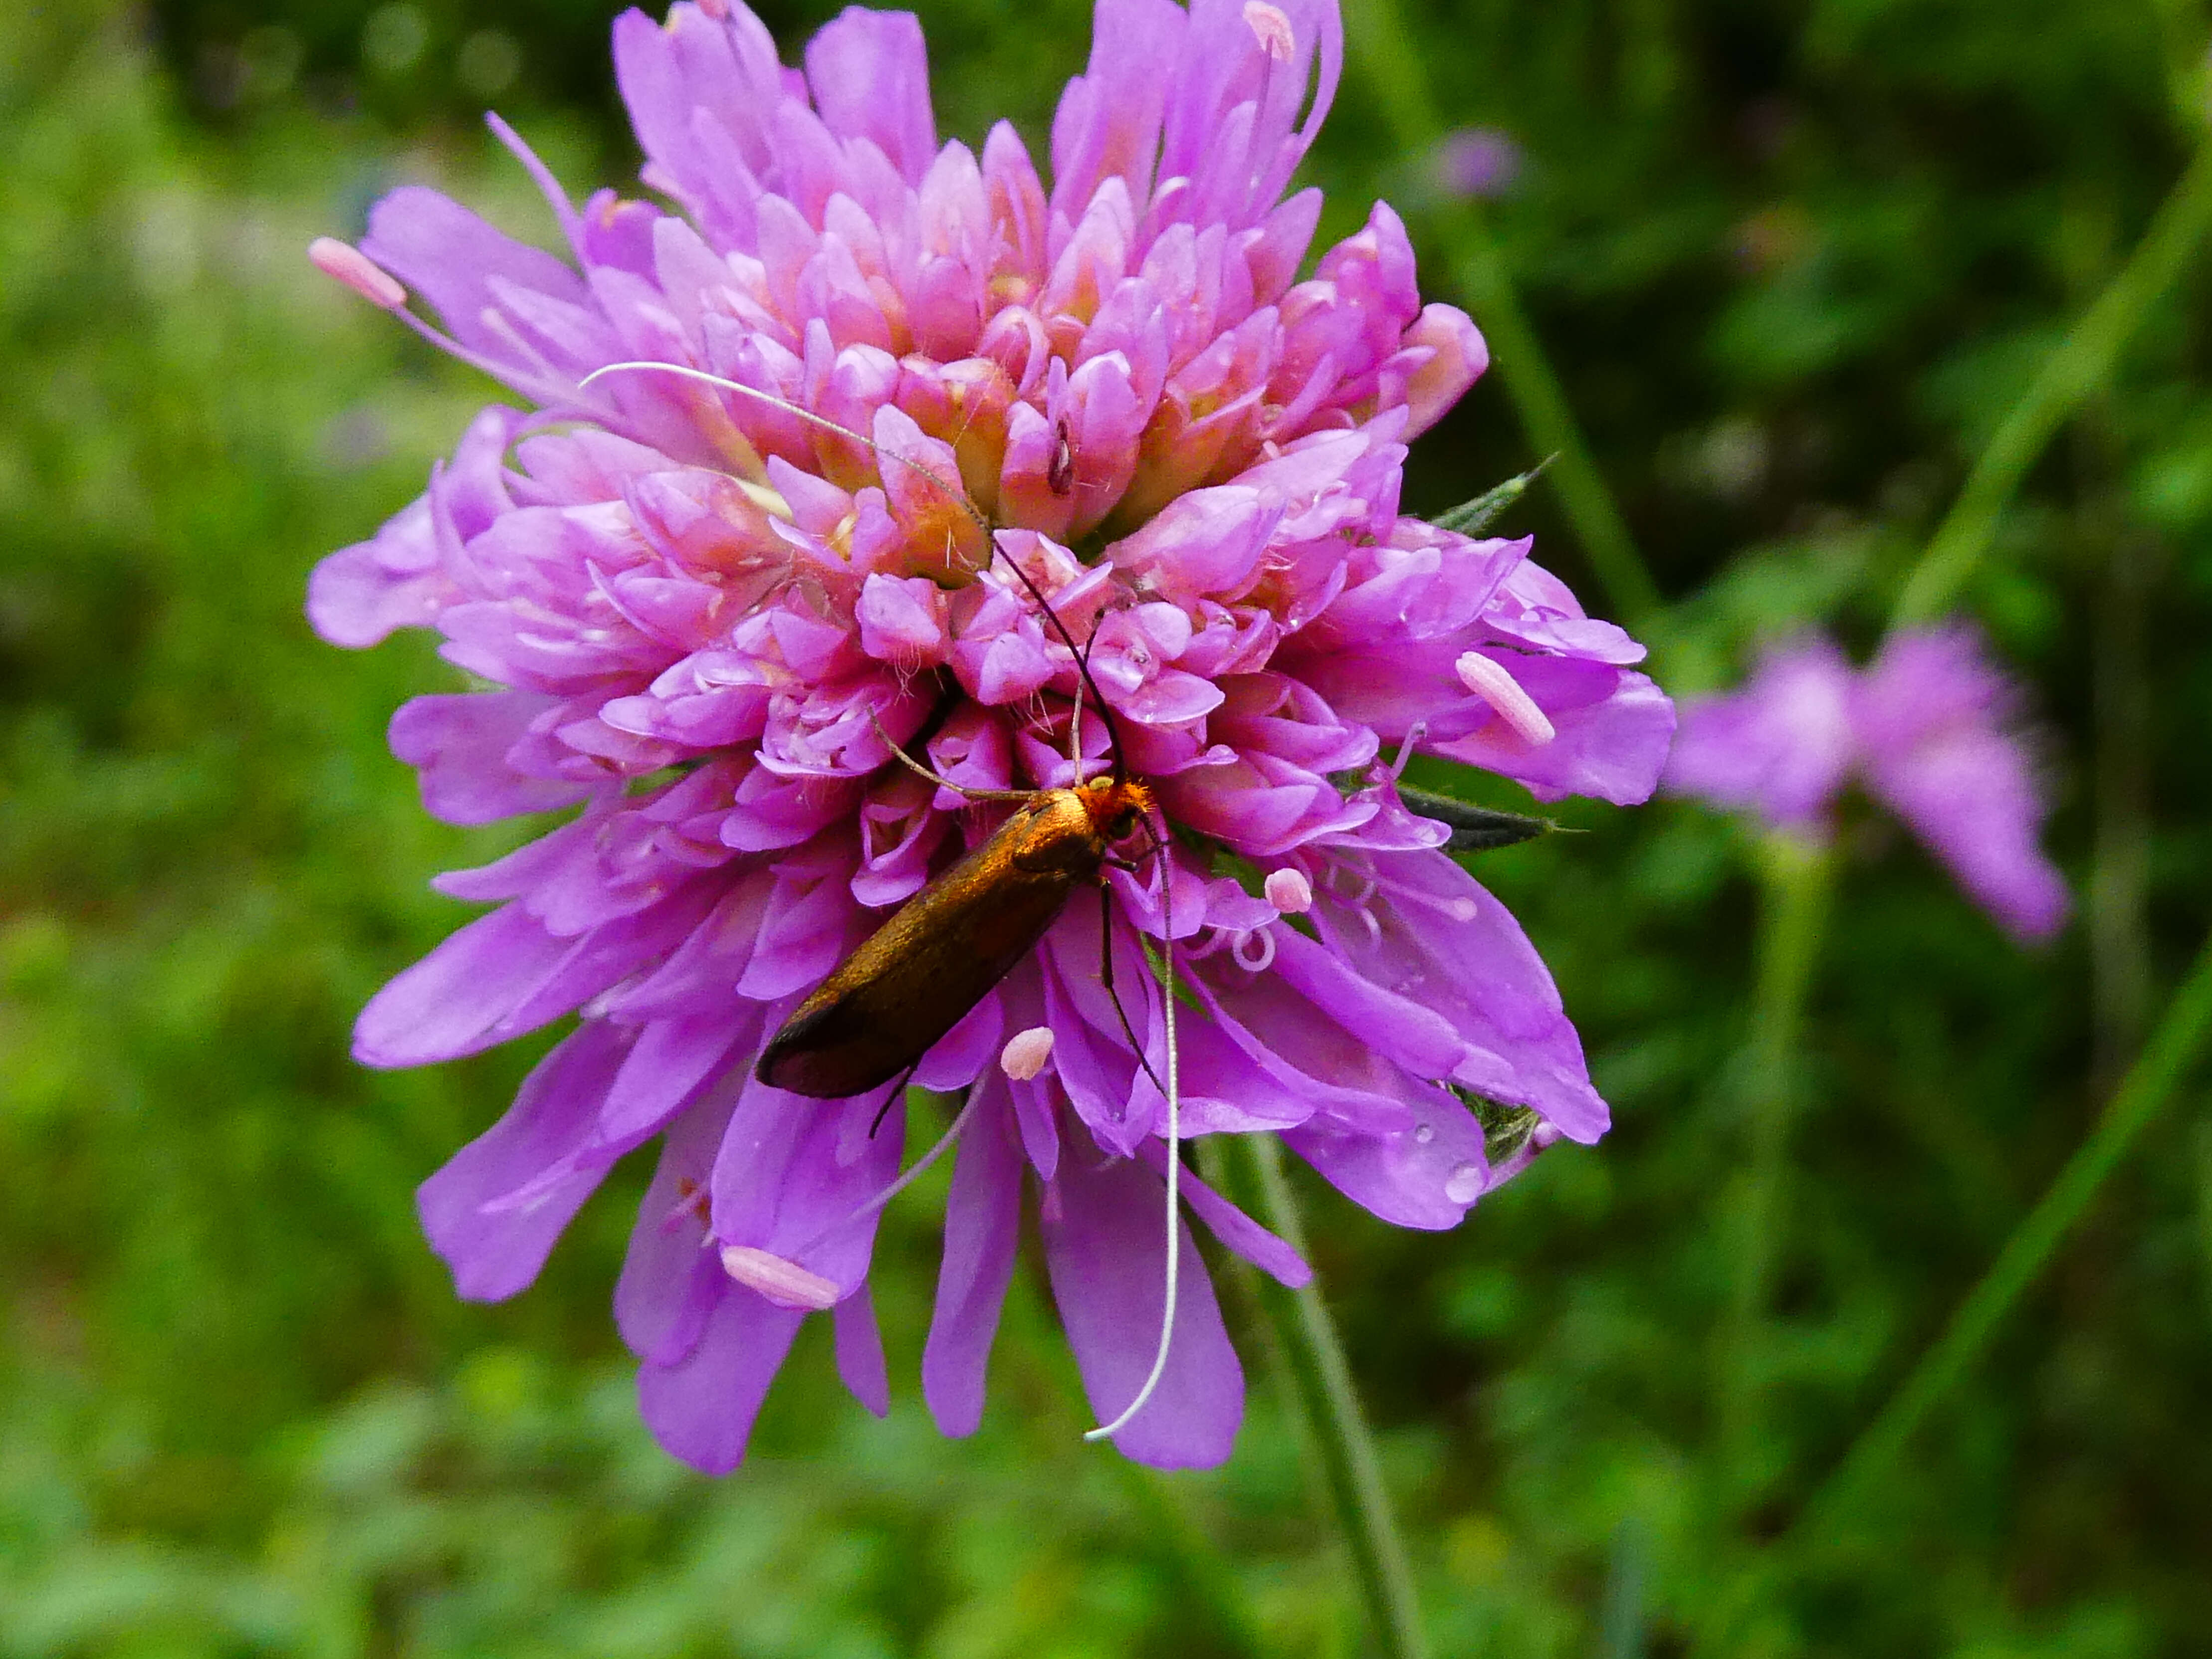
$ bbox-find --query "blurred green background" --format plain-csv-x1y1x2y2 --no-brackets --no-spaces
5,0,2212,1653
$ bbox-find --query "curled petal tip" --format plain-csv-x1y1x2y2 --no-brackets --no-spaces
1404,304,1489,435
307,236,408,310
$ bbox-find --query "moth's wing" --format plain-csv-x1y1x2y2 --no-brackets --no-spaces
756,827,1085,1098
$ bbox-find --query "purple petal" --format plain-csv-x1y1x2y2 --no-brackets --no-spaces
636,1281,806,1474
361,187,592,364
914,988,1005,1093
389,693,594,825
1869,725,2070,941
307,496,443,648
1135,1138,1309,1285
417,1020,634,1300
1049,0,1184,217
923,1080,1025,1437
835,1283,891,1416
355,887,715,1068
617,1079,740,1367
353,904,573,1068
1401,303,1487,436
1319,850,1610,1143
597,1008,754,1143
804,7,936,183
1851,624,2068,939
1284,1079,1493,1230
1042,1140,1243,1469
1438,661,1678,806
709,1074,905,1299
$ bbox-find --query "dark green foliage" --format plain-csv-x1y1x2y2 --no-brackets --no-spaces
3,0,2210,1655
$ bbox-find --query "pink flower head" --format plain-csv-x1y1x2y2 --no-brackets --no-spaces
1432,127,1522,201
312,0,1673,1473
1665,624,2069,942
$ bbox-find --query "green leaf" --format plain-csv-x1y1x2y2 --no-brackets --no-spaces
1430,455,1557,535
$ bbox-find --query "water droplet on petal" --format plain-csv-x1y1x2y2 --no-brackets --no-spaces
1443,1161,1487,1204
1412,1123,1435,1145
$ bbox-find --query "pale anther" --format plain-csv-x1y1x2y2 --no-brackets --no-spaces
1242,1,1296,61
308,237,408,311
719,1244,840,1310
1264,867,1314,914
1000,1025,1056,1081
1455,650,1557,746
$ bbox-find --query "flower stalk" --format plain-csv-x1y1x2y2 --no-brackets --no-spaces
1714,832,1833,1493
1213,1131,1431,1659
1893,136,2212,628
1801,926,2212,1529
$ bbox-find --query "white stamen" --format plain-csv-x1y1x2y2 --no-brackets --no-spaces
1086,827,1183,1447
1232,927,1277,973
308,237,407,310
1386,719,1428,784
1243,0,1296,61
1000,1026,1057,1081
1264,867,1314,914
1455,650,1556,746
719,1244,840,1310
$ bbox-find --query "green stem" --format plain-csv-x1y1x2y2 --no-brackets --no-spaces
1714,834,1835,1490
1113,1464,1275,1659
1215,1132,1431,1659
1892,139,2212,629
2195,1119,2212,1327
1799,929,2212,1528
1342,0,1663,628
1597,1514,1653,1659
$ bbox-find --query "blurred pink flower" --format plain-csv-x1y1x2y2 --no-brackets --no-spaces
1666,625,2068,941
1432,127,1522,200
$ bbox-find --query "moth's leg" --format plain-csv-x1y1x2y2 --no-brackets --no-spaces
870,1061,921,1137
869,712,1031,802
1097,879,1173,1103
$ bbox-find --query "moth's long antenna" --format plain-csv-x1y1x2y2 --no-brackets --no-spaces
1095,876,1173,1106
585,361,1123,782
580,359,991,535
1068,650,1087,771
868,714,1034,804
988,550,1130,787
1085,828,1181,1445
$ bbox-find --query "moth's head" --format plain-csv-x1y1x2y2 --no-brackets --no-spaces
1081,776,1155,846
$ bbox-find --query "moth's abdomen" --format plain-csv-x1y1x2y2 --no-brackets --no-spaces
755,793,1107,1098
